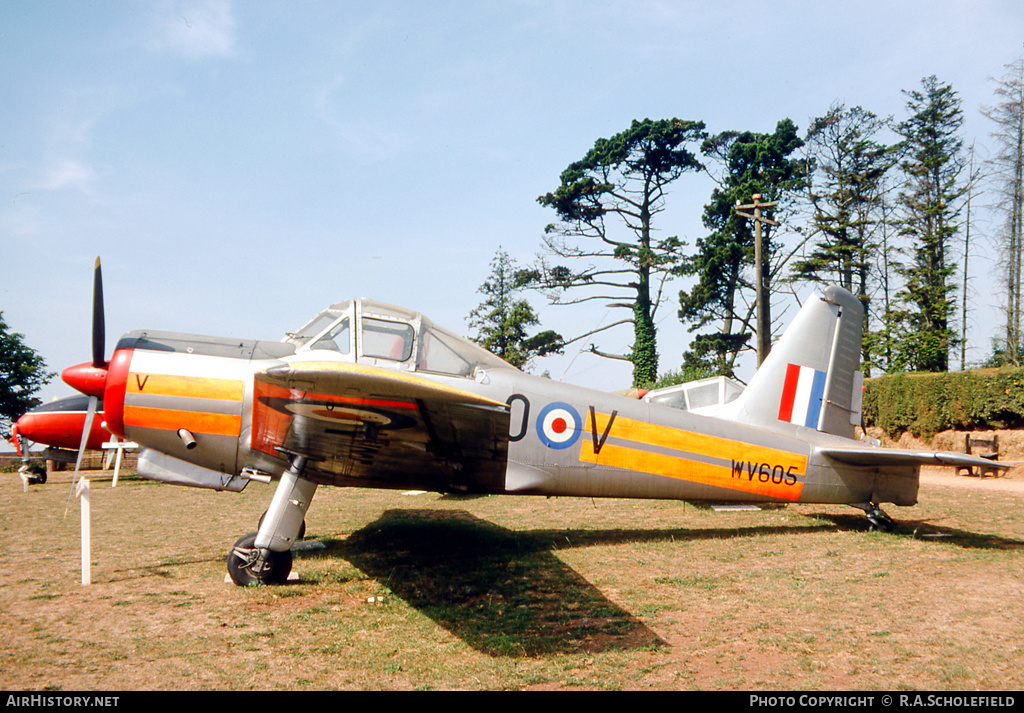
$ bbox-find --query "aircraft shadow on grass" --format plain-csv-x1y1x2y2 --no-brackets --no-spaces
815,513,1024,551
297,508,1024,656
302,508,838,657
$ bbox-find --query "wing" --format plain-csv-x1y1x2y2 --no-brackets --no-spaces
819,446,1011,471
251,361,510,492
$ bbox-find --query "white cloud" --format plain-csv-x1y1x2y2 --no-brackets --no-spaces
153,0,236,59
33,109,104,193
39,159,97,191
313,74,412,163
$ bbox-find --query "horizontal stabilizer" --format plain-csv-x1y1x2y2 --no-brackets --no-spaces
819,446,1012,471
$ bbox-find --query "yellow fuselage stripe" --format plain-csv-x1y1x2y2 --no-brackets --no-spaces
127,373,245,401
579,412,807,501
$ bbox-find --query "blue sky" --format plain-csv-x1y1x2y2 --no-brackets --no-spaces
3,0,1024,411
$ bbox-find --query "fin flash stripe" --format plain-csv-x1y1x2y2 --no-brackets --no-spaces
779,364,827,428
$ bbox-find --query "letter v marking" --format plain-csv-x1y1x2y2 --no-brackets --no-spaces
588,406,618,455
135,374,149,391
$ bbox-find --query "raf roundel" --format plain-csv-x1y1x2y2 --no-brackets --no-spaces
536,402,583,449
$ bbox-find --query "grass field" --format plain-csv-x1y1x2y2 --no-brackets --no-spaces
2,466,1022,690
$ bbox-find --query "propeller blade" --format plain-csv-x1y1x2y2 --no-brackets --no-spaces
63,257,110,399
92,257,105,368
104,438,116,469
64,395,98,518
11,424,24,458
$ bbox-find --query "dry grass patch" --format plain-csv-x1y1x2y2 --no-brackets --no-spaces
1,467,1023,690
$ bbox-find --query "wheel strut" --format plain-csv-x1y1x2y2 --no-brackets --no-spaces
855,502,895,532
227,456,318,586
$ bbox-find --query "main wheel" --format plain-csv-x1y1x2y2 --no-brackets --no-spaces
867,516,894,533
227,532,293,586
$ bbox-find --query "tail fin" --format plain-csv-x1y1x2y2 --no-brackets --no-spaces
726,286,863,439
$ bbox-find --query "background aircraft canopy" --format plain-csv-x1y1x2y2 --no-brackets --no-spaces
643,376,744,413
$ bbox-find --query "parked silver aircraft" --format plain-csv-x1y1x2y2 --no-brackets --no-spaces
60,260,1007,585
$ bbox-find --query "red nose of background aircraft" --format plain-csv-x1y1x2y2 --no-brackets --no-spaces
12,396,110,453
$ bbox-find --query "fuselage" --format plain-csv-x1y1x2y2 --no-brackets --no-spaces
99,323,917,509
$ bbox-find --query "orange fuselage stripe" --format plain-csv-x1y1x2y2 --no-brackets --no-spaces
579,412,807,501
123,405,242,437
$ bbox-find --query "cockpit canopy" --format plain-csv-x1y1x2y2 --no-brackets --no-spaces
284,299,512,377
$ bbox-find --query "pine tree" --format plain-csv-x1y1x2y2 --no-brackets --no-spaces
467,249,562,370
791,104,898,373
983,59,1024,365
892,76,966,373
861,197,903,374
529,118,707,387
679,119,805,377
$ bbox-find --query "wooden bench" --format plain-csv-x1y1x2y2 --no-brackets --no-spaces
957,434,1001,478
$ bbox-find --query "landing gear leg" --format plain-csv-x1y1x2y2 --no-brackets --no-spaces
854,502,895,532
227,456,318,586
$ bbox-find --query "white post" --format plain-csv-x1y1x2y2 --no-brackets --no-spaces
112,445,123,488
102,439,136,488
80,478,91,585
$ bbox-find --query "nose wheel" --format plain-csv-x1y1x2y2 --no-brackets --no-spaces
227,532,293,586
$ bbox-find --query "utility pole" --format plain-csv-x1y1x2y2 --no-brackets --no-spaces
736,194,778,366
961,143,975,371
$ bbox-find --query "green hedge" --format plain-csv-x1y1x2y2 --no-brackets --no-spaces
863,368,1024,438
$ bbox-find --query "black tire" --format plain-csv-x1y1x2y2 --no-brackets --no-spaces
227,532,293,586
26,463,46,484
